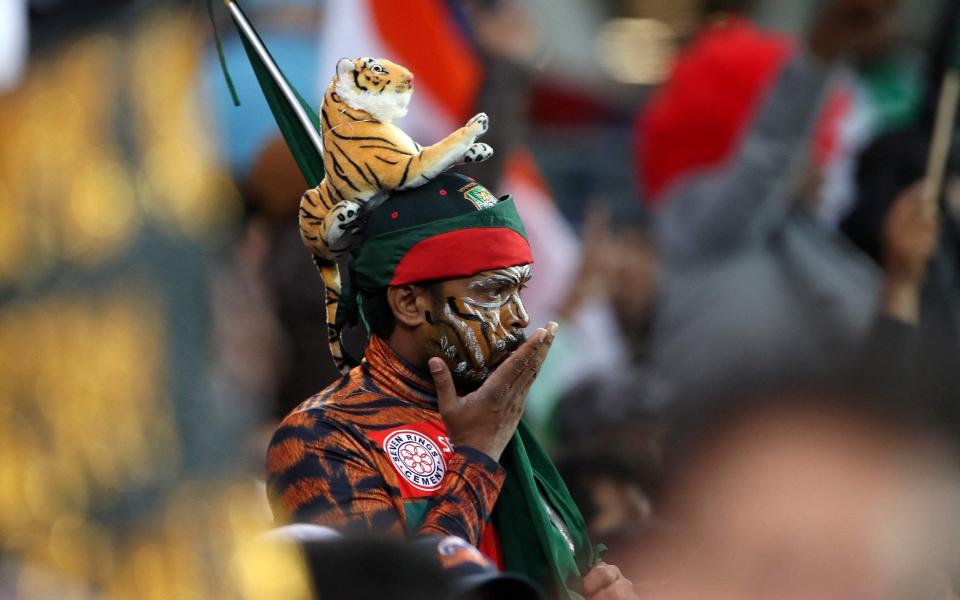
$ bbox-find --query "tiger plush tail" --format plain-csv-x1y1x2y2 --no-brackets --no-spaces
312,255,352,374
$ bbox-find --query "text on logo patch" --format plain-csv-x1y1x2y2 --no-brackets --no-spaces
382,429,448,492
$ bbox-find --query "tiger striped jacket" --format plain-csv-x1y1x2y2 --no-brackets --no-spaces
266,336,506,563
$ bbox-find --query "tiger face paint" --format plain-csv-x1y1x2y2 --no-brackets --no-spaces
425,265,532,392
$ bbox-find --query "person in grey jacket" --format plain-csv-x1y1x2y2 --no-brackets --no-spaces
649,0,937,400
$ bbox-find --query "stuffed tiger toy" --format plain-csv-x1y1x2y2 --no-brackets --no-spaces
300,57,494,373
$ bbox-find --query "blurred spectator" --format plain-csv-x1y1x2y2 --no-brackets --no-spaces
263,508,543,599
557,451,653,543
553,209,659,361
421,535,544,600
553,367,669,455
627,384,960,598
642,0,941,401
638,0,916,222
523,207,666,548
841,0,960,404
604,222,660,362
246,136,345,418
300,537,456,600
271,533,545,600
846,134,960,409
637,5,792,205
550,368,670,556
525,208,660,434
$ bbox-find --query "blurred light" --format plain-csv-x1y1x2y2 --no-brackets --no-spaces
0,181,27,282
0,0,28,91
130,14,242,244
594,18,676,85
0,15,241,289
0,288,177,559
64,157,139,265
0,9,287,597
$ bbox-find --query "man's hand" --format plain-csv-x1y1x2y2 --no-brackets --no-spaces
808,0,896,64
429,322,557,462
583,562,638,600
881,182,939,323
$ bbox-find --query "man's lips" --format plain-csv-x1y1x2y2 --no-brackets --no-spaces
486,334,526,371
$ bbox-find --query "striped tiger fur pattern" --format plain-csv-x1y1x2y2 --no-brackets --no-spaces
300,57,493,373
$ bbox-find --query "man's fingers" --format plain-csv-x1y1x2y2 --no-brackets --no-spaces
484,327,547,391
475,322,558,413
583,561,639,599
513,322,558,395
429,358,460,417
589,579,638,600
583,562,622,596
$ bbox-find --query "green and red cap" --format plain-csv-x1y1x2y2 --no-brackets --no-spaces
338,173,533,331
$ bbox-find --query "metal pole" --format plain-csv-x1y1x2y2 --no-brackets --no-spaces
224,0,324,157
923,70,960,214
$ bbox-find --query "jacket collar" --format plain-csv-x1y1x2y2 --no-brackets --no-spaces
363,336,438,409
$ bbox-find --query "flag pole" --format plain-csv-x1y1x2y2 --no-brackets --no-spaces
223,0,324,158
922,71,959,213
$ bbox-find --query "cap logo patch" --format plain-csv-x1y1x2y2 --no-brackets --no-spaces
458,182,498,211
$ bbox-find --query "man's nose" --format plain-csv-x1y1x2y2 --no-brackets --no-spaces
503,294,529,330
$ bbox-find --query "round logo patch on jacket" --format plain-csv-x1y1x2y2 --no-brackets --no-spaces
383,429,448,491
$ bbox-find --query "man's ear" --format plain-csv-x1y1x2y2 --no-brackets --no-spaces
387,285,431,328
336,57,355,78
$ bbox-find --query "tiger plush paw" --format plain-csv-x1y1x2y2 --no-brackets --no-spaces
462,143,494,164
466,112,489,135
322,199,363,252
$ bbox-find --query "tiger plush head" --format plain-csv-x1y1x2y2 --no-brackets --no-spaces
334,57,414,124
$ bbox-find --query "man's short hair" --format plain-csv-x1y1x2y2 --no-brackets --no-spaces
361,280,442,340
361,288,395,340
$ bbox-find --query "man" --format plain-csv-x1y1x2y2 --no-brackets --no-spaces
639,0,936,401
267,173,636,600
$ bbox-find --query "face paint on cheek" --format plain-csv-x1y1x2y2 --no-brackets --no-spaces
425,310,463,366
425,266,531,390
441,298,488,369
446,295,526,367
423,297,505,391
463,265,531,351
425,299,479,381
457,296,514,356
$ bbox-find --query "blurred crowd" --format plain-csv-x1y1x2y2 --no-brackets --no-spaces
1,0,959,598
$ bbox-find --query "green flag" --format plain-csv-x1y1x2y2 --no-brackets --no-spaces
494,421,604,599
223,0,325,187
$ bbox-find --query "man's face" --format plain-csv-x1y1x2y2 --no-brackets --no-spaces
424,265,531,392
